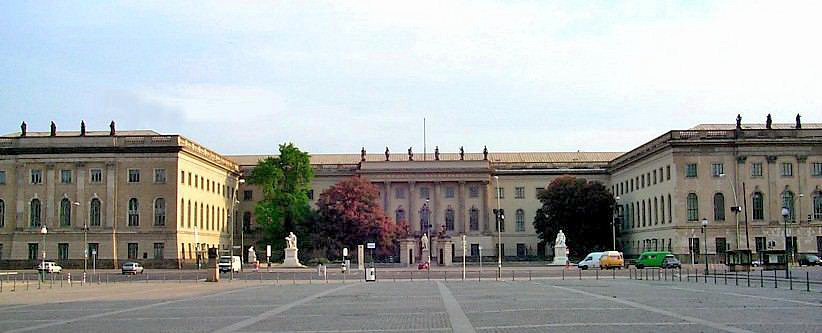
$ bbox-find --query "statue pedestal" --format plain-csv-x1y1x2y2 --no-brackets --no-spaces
280,248,306,268
399,239,417,266
436,238,453,266
548,245,568,266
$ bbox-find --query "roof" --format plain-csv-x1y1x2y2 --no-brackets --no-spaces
689,123,822,130
227,152,623,166
2,130,163,137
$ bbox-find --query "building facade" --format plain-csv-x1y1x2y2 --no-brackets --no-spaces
1,120,820,268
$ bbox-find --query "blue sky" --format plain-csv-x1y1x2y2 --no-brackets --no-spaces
2,1,821,155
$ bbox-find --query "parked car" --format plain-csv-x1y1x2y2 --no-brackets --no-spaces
798,254,821,266
219,256,242,273
635,251,674,269
751,260,762,267
577,252,604,270
417,262,430,270
122,262,144,275
599,251,624,269
661,255,681,269
36,261,62,274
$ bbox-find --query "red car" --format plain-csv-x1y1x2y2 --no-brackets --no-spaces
417,262,430,270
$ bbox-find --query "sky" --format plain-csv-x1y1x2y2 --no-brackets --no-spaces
2,1,821,155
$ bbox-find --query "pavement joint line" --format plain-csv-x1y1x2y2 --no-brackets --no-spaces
475,322,696,329
212,283,357,333
235,329,452,333
551,285,754,333
436,281,477,333
659,285,822,307
3,284,268,333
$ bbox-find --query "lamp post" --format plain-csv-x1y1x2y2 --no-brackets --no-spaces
232,177,245,280
719,173,742,249
612,196,620,251
40,226,47,281
701,218,708,275
72,201,87,283
494,175,502,279
425,198,431,266
781,206,789,278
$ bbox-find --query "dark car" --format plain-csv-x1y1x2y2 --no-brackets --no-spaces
661,255,681,269
798,254,821,266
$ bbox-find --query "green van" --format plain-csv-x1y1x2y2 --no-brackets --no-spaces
635,252,674,269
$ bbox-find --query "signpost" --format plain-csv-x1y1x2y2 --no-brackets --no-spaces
366,242,376,282
266,245,271,271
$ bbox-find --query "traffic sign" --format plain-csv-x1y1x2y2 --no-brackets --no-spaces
367,242,375,249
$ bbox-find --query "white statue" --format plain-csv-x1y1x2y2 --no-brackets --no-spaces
285,232,297,249
420,233,429,252
247,246,257,263
555,230,566,247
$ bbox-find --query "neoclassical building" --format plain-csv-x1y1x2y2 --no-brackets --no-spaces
0,119,820,268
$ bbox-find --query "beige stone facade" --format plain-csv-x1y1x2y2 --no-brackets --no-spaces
1,122,820,268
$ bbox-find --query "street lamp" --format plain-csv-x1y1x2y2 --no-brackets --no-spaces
719,173,742,249
231,177,245,280
701,218,708,275
72,201,87,283
781,206,790,278
425,198,431,266
612,196,620,251
494,175,502,279
40,226,47,281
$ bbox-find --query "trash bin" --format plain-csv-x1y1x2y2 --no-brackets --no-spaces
365,267,376,282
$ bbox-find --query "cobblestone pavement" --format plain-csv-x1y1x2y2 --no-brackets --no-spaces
0,278,820,332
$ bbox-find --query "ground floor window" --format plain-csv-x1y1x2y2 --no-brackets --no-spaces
516,243,526,257
470,244,479,257
28,243,38,260
58,243,69,261
154,243,164,259
128,243,138,259
715,238,726,264
88,243,99,260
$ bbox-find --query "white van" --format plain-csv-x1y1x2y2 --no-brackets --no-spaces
219,256,242,273
577,252,604,270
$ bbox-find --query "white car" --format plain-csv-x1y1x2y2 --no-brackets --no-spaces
219,256,242,273
577,252,604,270
36,261,62,274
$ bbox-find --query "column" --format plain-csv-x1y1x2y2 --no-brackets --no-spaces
383,181,391,217
106,162,116,228
75,162,85,230
458,181,466,233
432,182,440,233
15,162,24,228
46,163,55,228
481,180,490,232
408,181,416,234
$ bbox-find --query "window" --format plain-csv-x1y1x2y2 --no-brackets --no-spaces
128,169,140,183
470,244,479,257
781,163,793,177
395,208,406,223
180,171,185,184
469,185,479,198
716,238,727,263
713,193,725,221
782,191,795,221
187,172,191,185
60,170,72,183
685,164,697,178
445,208,455,231
128,198,139,226
641,175,644,188
60,198,71,226
58,243,69,261
445,186,455,198
0,200,4,227
660,196,665,224
28,243,38,260
420,206,430,232
469,207,479,231
154,169,166,183
517,243,526,257
128,243,138,259
653,197,658,224
30,199,41,227
395,188,405,199
755,237,766,253
814,193,822,220
712,163,724,177
687,193,698,221
752,192,764,220
641,200,646,227
630,179,634,191
495,187,504,199
813,162,822,177
689,238,700,257
243,190,253,201
242,212,252,232
666,165,671,180
653,170,657,184
154,198,166,226
515,209,525,232
751,163,763,177
90,169,102,183
668,194,672,223
195,175,198,187
496,209,505,232
153,243,164,259
419,187,430,199
90,199,101,226
0,170,5,184
515,187,525,199
31,169,42,184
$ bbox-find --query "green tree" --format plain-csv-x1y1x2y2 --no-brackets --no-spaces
532,175,615,258
248,143,313,251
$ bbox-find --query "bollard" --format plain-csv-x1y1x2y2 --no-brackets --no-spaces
679,267,682,282
724,270,727,285
774,270,777,289
293,272,296,285
562,269,565,280
735,272,738,286
664,269,667,281
760,270,763,288
478,271,480,282
310,271,313,284
806,272,810,292
579,269,582,280
747,271,750,287
512,270,515,281
714,269,717,284
789,270,792,290
530,270,532,281
595,270,598,280
410,271,413,282
445,271,447,281
277,272,280,285
613,268,615,280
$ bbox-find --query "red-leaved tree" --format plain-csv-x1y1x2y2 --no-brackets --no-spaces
316,177,400,258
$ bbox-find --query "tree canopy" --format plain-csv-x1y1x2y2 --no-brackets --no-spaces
532,175,615,258
315,176,401,258
247,143,314,251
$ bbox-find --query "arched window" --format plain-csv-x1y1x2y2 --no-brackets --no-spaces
654,197,659,224
469,207,479,231
814,192,822,220
0,199,4,228
782,191,795,221
395,208,406,223
128,198,139,226
419,205,430,233
641,200,646,226
515,209,525,232
660,196,665,224
242,211,252,232
154,198,166,226
30,199,41,227
193,202,198,227
187,200,191,228
713,193,725,221
687,193,698,221
445,208,455,231
90,198,101,226
667,194,672,223
180,198,184,227
752,192,764,220
59,198,71,226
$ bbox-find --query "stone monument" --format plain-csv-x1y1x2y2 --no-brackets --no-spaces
420,233,430,263
549,230,569,266
280,232,306,268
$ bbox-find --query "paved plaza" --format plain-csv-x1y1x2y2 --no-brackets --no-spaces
0,274,820,333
